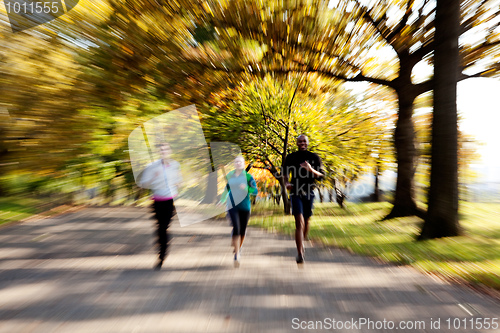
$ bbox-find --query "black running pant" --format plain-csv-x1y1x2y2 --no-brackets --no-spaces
228,207,250,237
153,200,175,260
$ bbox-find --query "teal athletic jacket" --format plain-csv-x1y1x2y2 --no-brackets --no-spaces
220,170,258,212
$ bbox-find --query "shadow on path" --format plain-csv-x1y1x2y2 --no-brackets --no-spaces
0,207,498,333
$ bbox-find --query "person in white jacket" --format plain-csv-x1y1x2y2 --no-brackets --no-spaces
138,142,182,270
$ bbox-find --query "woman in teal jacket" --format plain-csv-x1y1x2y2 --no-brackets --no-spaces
220,156,258,265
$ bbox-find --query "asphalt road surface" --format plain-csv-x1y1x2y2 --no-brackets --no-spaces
0,206,499,333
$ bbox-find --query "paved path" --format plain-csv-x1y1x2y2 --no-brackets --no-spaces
0,207,499,333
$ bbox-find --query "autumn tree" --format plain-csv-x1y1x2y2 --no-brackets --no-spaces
205,74,388,211
3,0,497,216
204,74,306,213
0,15,92,182
197,0,500,222
418,0,459,238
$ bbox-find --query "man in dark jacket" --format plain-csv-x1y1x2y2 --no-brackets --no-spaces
283,135,324,263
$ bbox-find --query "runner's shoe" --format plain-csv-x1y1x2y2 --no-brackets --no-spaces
234,252,240,268
296,253,305,264
154,258,164,270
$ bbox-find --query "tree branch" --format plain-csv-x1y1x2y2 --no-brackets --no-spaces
460,0,491,34
266,126,285,142
280,59,395,88
465,39,500,55
459,64,500,80
411,41,435,64
353,1,388,41
335,116,374,138
414,80,433,96
386,0,415,43
264,140,283,156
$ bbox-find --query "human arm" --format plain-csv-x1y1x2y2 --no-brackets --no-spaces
246,174,258,196
299,161,324,179
137,162,157,188
218,170,234,205
220,185,230,204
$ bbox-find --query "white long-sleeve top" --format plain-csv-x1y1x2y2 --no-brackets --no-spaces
138,159,182,199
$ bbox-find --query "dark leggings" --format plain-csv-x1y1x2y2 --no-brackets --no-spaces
153,200,175,260
228,208,250,237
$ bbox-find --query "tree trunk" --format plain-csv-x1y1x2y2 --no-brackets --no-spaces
278,176,290,214
273,185,281,205
419,0,461,239
385,57,421,219
372,162,381,202
318,186,324,203
0,133,10,196
201,168,218,204
335,188,345,208
201,147,218,204
333,179,346,208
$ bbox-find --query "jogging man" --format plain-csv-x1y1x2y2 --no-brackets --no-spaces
138,142,182,270
283,135,324,263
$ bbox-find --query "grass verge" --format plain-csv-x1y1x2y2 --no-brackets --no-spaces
250,201,500,292
0,196,75,227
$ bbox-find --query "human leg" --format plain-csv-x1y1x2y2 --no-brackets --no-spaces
302,195,314,241
228,208,241,256
294,213,305,255
303,217,310,240
153,200,174,269
238,210,250,249
291,195,305,261
232,235,241,255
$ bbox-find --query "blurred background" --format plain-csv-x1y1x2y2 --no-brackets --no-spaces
0,2,499,236
1,0,498,205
